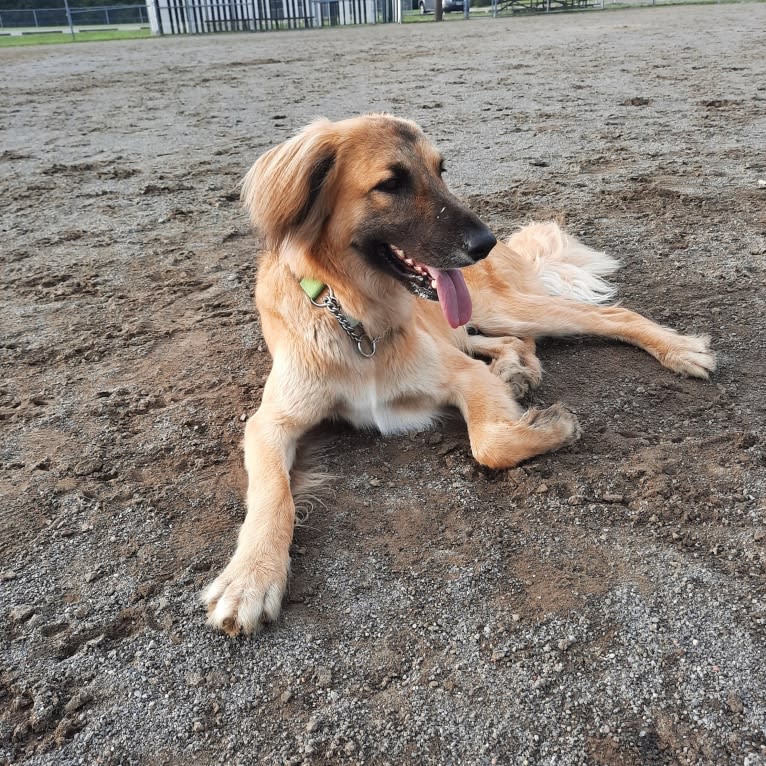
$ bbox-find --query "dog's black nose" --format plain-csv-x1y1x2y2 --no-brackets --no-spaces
465,227,497,262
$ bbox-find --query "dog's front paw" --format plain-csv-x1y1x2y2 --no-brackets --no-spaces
485,338,542,399
661,334,716,379
524,402,582,445
202,550,289,636
490,355,543,399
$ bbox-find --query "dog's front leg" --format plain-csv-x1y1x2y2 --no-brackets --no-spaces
465,334,542,399
446,350,580,469
203,390,317,636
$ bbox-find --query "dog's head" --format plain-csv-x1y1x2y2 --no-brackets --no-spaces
241,114,496,328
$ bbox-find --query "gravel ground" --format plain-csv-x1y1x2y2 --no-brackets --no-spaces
1,5,765,764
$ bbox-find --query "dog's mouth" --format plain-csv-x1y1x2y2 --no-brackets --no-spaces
381,244,472,329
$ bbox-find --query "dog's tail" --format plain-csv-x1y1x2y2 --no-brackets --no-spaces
506,221,620,305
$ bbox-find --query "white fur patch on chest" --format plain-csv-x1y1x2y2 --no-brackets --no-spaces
339,380,438,435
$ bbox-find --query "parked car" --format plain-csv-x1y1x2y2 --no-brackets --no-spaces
418,0,465,13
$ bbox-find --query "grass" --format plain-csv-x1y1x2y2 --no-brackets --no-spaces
0,28,152,47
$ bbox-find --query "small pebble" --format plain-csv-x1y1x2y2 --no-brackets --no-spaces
64,691,92,715
315,667,332,688
727,691,744,714
9,605,35,622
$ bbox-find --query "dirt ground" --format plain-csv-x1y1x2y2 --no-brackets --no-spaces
1,4,765,765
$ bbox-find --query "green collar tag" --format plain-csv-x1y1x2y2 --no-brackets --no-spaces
299,278,326,301
299,278,360,326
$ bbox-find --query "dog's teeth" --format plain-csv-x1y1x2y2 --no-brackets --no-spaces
405,258,414,266
431,279,438,289
414,266,424,274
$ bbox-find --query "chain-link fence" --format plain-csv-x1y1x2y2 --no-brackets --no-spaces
0,3,148,27
0,0,723,34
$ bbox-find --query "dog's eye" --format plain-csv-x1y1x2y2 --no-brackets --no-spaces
373,165,410,195
373,176,403,194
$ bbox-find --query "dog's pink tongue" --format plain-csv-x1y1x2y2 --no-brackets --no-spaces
431,268,472,328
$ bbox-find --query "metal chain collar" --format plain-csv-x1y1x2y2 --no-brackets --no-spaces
309,286,380,358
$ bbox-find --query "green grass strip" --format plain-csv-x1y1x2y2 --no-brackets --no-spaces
0,28,152,47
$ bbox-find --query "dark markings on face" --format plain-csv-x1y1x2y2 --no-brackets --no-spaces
294,150,336,228
389,121,420,145
314,116,497,299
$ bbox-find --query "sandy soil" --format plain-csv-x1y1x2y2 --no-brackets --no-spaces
1,5,765,764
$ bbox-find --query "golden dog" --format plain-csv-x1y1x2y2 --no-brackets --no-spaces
203,114,715,636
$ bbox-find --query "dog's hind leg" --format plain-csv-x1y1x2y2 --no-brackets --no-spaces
470,228,715,378
445,349,580,469
465,334,542,399
472,295,715,379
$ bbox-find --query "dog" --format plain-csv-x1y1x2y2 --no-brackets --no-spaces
203,114,715,636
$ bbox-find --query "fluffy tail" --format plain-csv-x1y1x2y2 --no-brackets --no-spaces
506,222,620,305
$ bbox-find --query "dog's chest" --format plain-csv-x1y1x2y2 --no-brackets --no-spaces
339,380,438,435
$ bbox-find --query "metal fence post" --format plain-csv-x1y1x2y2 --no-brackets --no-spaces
63,0,76,38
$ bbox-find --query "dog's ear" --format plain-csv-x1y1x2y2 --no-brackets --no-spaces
241,119,337,251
